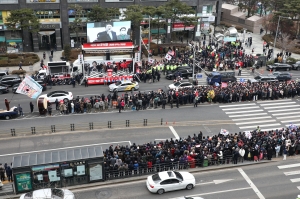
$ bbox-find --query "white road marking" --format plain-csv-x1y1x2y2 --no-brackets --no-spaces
264,105,300,109
291,178,300,183
238,168,265,199
239,123,281,129
281,119,300,123
195,179,233,185
268,108,300,113
297,186,300,190
272,112,300,116
219,103,256,107
228,113,268,118
0,141,131,157
286,124,300,127
283,171,300,176
232,116,272,121
226,110,263,114
169,126,180,140
257,99,291,103
277,115,300,120
278,163,300,169
259,102,296,106
222,106,260,111
236,120,276,125
169,187,252,199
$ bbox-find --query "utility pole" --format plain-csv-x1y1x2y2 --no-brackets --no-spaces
148,15,151,61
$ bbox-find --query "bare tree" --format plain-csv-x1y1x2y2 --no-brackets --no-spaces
277,33,296,53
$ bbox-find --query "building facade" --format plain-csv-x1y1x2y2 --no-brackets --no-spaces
0,0,221,53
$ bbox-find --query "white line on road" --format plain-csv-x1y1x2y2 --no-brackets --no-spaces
222,106,260,111
169,187,252,199
239,123,281,129
259,102,296,106
228,113,268,118
257,99,291,103
277,115,300,120
264,105,300,109
272,112,300,116
238,168,265,199
0,141,131,157
291,178,300,183
278,163,300,169
219,103,256,107
283,171,300,176
226,110,263,114
232,116,272,121
268,108,300,113
236,120,276,125
281,119,300,123
169,126,180,140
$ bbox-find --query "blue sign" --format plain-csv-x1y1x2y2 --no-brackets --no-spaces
196,74,203,78
240,78,245,82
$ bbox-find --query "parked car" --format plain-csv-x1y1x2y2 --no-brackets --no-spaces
38,90,73,103
166,68,193,80
292,61,300,70
19,188,75,199
267,63,292,71
0,75,21,87
146,171,195,195
0,85,9,94
248,75,278,83
272,72,292,81
169,81,193,90
0,70,8,79
0,106,18,120
12,79,47,93
109,80,139,92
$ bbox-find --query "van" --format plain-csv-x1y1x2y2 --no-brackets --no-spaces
207,71,237,85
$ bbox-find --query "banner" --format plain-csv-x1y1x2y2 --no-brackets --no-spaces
220,129,229,136
16,76,43,99
168,50,175,56
221,82,228,88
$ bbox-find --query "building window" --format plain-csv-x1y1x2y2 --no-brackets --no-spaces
0,0,18,4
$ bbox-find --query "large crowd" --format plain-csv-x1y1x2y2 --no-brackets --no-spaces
102,126,299,179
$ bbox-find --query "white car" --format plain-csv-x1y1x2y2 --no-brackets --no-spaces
169,81,193,91
176,197,204,199
109,80,139,92
146,171,195,195
20,188,75,199
0,179,3,189
38,90,73,103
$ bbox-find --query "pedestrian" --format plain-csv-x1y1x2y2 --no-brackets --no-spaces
55,99,59,110
47,104,52,116
5,166,12,182
283,147,288,160
193,96,198,108
18,104,24,116
0,164,4,181
50,49,53,57
71,101,74,113
54,43,57,51
275,144,281,158
43,52,46,60
4,98,10,111
84,77,88,87
18,61,23,70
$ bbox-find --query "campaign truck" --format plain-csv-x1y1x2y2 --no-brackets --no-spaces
36,61,74,80
206,71,237,85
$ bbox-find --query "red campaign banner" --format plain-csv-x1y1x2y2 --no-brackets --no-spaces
87,75,133,85
172,23,195,30
221,82,228,88
83,42,134,49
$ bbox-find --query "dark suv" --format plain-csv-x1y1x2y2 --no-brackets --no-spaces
267,63,292,71
0,75,21,87
272,72,292,81
166,67,193,80
248,75,278,83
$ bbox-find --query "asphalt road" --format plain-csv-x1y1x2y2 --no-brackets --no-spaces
71,159,300,199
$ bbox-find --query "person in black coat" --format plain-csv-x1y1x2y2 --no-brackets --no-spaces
6,166,12,182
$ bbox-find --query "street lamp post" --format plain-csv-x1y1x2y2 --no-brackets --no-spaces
273,16,289,58
189,44,195,79
148,16,151,61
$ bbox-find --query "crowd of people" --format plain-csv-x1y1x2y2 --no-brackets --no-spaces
103,126,299,179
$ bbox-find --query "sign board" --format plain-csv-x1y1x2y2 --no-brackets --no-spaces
78,54,84,64
134,52,140,63
15,173,33,192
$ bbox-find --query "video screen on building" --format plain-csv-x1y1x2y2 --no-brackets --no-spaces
87,21,131,43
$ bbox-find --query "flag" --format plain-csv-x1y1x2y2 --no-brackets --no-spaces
165,54,172,60
220,129,229,136
148,58,154,64
215,82,220,87
221,82,228,88
168,50,175,56
245,131,252,139
16,76,43,99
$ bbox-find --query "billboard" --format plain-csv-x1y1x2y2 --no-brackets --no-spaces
87,21,131,43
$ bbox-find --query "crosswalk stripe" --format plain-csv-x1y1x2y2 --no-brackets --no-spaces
283,171,300,176
260,128,283,131
228,113,268,118
291,178,300,183
259,102,296,106
225,110,263,114
232,116,272,121
239,123,281,129
222,106,260,111
278,163,300,169
277,115,300,120
281,119,300,123
264,105,300,109
236,120,276,125
219,103,256,108
268,108,300,113
257,99,292,103
272,112,300,116
285,124,300,127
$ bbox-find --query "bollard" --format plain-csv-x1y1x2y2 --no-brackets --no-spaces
51,125,56,133
143,119,147,126
126,120,130,127
89,122,93,130
161,118,163,125
31,127,36,134
11,129,15,136
70,124,75,131
108,121,112,128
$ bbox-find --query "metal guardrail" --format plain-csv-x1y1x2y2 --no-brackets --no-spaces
4,118,165,137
